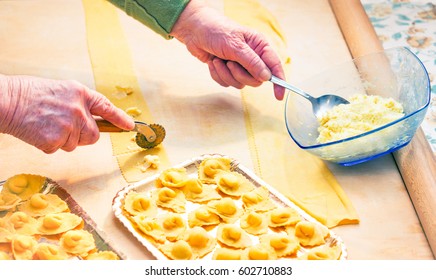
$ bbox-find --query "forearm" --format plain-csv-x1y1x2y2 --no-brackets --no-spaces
0,74,14,134
170,0,208,43
107,0,190,39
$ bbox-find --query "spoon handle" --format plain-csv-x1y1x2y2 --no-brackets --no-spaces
270,75,313,101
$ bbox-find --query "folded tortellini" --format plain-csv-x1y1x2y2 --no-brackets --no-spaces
159,213,186,241
18,193,68,217
0,251,11,260
212,247,243,260
216,224,252,249
0,220,14,243
198,157,232,184
155,168,189,189
240,211,268,235
241,186,277,212
182,178,221,203
151,187,186,213
215,171,255,197
268,207,302,228
33,243,69,260
37,212,83,235
179,227,216,258
290,220,330,247
159,240,195,260
0,192,21,211
11,235,38,260
207,197,243,223
298,243,342,260
188,206,220,228
242,244,277,260
132,215,167,243
85,251,120,260
5,211,38,236
259,233,300,258
60,229,96,257
1,174,46,200
123,191,157,217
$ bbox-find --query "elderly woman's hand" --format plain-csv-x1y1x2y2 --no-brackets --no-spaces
171,0,286,100
0,74,134,153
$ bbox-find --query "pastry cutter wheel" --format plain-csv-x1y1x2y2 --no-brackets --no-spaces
96,119,165,149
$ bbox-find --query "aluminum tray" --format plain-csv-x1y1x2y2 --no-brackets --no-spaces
0,177,124,260
112,154,347,260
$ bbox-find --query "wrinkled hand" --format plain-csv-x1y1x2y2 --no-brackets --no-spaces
171,0,286,100
0,74,134,153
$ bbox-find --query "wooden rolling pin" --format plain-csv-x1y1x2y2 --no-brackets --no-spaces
329,0,436,258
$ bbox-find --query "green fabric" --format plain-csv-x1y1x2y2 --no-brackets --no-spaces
107,0,190,39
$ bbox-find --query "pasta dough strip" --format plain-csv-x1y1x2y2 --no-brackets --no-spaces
81,0,169,182
223,0,359,228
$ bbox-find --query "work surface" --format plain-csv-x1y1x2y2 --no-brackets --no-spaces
0,0,433,259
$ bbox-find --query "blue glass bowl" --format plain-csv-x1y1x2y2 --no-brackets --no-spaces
284,47,430,166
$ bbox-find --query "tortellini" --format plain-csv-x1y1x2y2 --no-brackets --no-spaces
160,240,195,260
259,233,300,257
268,207,302,228
11,235,37,260
182,178,221,203
241,186,276,212
155,168,189,188
207,197,243,223
5,211,38,235
0,251,11,260
180,227,216,258
133,215,166,243
152,187,186,213
18,193,68,217
159,213,186,241
0,221,14,243
33,243,69,260
37,213,83,235
0,192,21,211
123,191,157,217
215,171,255,197
216,224,252,249
292,221,330,247
298,244,342,260
85,251,120,260
212,247,243,260
188,206,220,228
60,229,96,257
1,174,46,200
198,157,232,184
242,244,277,260
239,211,268,235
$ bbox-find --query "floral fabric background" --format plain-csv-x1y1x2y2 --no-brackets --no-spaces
361,0,436,151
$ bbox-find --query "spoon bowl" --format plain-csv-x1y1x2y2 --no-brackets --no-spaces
270,75,349,118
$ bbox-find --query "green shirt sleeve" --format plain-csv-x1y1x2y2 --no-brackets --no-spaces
107,0,190,39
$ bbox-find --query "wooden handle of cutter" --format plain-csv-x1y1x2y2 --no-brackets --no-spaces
96,119,124,133
330,0,436,258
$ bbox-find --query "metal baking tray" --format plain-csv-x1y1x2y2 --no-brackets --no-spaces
0,177,124,260
112,154,347,260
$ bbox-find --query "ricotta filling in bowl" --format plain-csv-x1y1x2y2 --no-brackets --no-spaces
316,94,405,143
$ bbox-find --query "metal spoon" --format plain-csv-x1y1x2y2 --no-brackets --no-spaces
270,75,349,118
